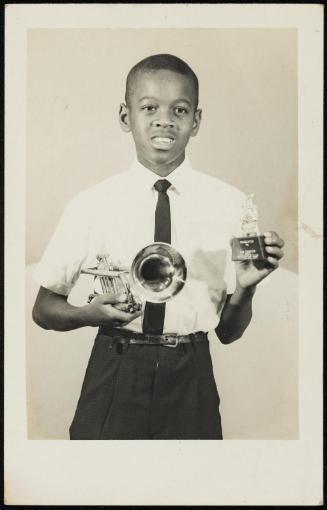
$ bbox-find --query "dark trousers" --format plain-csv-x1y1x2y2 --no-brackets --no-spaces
69,331,223,440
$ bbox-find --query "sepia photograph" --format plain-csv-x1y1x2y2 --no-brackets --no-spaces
5,3,323,506
26,26,297,441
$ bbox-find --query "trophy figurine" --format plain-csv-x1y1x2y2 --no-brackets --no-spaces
232,194,267,261
81,254,142,313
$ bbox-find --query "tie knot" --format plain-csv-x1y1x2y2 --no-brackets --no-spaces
154,179,171,193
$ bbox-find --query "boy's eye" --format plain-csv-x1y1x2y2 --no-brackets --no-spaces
174,106,188,115
141,105,157,112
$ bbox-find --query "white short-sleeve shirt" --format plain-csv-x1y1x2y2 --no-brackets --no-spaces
33,158,246,335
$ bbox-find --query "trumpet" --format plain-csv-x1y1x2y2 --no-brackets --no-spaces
81,242,187,312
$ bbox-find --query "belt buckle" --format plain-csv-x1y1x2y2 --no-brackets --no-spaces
164,335,179,348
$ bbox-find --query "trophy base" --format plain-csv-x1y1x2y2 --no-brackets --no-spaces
232,235,266,261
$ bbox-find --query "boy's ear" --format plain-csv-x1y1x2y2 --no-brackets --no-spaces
119,103,131,132
190,108,202,137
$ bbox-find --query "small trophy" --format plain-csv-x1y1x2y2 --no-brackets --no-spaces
81,254,142,312
232,194,267,261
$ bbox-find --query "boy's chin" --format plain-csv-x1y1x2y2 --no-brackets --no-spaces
136,145,186,172
147,150,185,167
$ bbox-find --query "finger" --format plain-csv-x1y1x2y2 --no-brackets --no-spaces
111,320,129,328
109,306,142,322
114,303,138,313
230,237,237,248
264,231,285,248
98,293,127,305
266,256,279,269
264,246,284,259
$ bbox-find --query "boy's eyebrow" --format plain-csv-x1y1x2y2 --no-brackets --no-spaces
174,98,192,107
138,96,157,103
138,96,193,106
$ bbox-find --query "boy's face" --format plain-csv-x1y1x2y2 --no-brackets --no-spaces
119,69,201,176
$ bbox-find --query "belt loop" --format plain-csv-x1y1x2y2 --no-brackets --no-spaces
121,340,129,353
189,332,196,351
116,341,129,354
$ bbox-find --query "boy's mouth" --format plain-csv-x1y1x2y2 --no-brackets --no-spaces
151,135,175,150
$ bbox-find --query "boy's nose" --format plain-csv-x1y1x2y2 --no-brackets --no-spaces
151,117,175,128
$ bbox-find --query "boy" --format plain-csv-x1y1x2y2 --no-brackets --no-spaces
32,54,284,439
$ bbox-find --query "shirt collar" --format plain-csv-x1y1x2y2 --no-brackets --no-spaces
129,157,194,194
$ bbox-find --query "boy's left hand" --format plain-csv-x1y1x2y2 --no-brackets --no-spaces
232,231,285,289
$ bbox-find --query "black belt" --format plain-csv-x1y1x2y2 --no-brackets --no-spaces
98,327,208,348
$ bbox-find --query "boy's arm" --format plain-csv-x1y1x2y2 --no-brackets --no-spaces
216,231,284,344
215,285,256,344
32,286,142,332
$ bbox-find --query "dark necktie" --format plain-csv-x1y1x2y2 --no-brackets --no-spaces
142,179,171,334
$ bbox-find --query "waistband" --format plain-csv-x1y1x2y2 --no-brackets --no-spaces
98,327,208,348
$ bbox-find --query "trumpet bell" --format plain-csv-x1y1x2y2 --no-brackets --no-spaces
130,243,187,303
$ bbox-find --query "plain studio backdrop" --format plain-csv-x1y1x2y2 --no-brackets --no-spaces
26,28,298,439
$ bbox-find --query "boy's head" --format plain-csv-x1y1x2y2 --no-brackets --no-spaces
119,54,202,176
125,54,199,109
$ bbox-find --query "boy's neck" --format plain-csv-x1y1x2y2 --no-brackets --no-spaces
137,153,185,178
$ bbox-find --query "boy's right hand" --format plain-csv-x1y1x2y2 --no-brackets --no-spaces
83,293,142,328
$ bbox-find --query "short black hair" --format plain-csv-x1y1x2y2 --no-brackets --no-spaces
125,53,199,108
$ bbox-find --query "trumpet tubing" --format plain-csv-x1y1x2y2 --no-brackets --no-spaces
82,242,187,306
